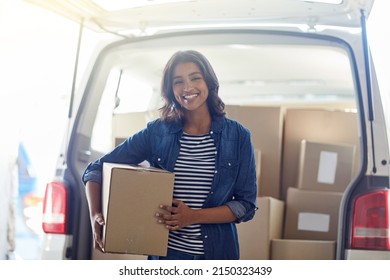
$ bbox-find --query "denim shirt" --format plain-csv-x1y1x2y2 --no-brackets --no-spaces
82,116,258,260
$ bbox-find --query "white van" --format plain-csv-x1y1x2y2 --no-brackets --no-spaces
29,0,390,260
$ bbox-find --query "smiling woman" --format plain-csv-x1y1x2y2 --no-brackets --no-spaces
82,49,258,260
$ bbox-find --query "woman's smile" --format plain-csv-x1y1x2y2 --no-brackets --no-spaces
182,93,200,101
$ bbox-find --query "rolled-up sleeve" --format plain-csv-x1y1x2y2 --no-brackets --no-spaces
82,168,102,185
226,200,258,223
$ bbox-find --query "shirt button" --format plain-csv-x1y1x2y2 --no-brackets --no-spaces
228,162,231,166
215,170,218,174
157,158,161,162
204,235,208,239
210,131,213,134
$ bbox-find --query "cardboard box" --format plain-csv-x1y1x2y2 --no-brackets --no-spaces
102,163,174,256
283,187,343,240
281,108,359,200
297,140,356,192
271,239,336,260
226,105,284,198
237,196,284,260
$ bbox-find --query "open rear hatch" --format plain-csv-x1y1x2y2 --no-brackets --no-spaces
23,0,374,36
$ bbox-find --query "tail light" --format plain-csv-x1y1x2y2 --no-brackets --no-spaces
352,190,390,250
42,181,67,234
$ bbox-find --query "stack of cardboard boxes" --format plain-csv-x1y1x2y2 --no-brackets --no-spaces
271,140,356,259
230,105,359,260
270,108,359,260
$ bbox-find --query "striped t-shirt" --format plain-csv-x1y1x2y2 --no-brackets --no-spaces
168,132,216,255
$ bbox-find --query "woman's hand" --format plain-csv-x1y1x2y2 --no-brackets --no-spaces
90,213,105,252
156,199,195,230
85,181,105,252
156,200,237,230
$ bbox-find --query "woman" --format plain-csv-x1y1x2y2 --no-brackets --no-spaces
82,50,258,260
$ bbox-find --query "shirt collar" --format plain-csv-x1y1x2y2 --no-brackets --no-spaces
166,116,225,134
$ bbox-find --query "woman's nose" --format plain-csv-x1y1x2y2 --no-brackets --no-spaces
183,81,193,91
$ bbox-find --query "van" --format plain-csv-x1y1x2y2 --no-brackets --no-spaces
28,0,390,260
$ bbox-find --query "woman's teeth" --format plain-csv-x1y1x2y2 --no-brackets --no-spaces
183,94,198,100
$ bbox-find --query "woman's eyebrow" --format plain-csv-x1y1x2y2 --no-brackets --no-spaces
173,72,202,79
189,71,202,76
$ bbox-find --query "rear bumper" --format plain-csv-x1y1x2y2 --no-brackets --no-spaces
345,249,390,260
41,233,72,260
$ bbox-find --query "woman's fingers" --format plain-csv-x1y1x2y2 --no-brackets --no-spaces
92,213,105,252
156,200,194,230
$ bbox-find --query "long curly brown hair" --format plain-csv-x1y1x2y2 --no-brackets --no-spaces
159,50,225,123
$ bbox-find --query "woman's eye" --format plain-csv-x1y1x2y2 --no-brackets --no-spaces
173,80,183,85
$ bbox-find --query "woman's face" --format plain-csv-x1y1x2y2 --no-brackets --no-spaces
172,62,209,113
